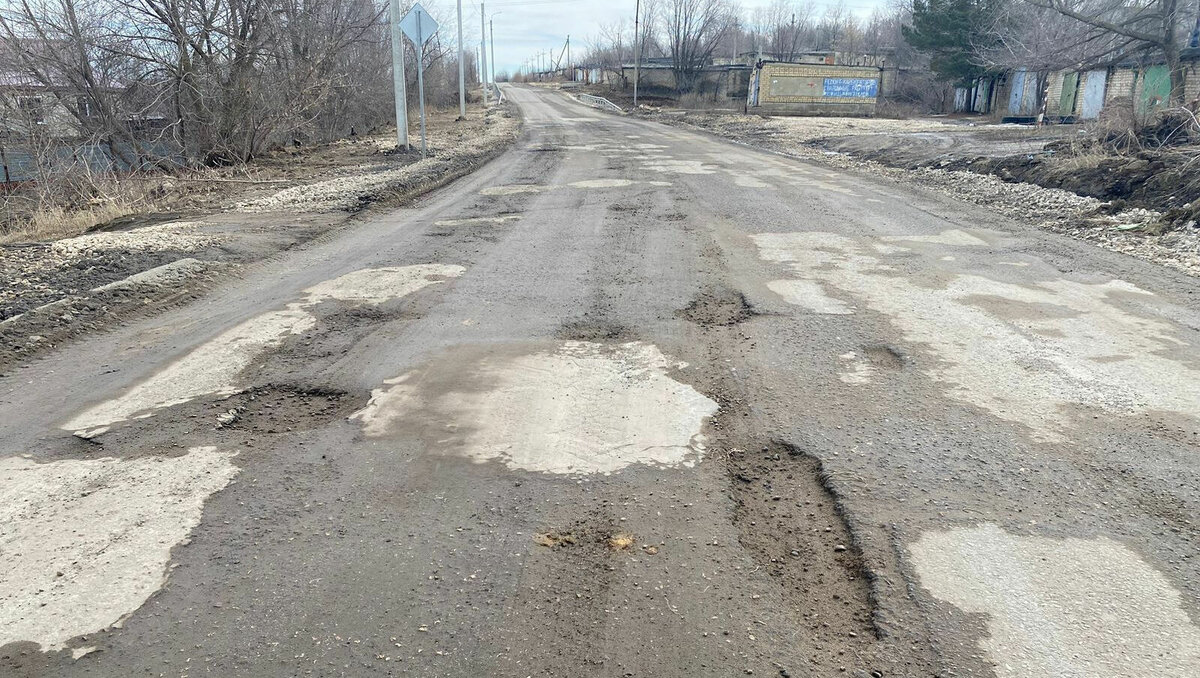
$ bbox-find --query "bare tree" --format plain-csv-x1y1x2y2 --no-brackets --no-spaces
662,0,735,92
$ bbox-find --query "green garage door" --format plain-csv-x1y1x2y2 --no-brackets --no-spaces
1059,72,1079,117
1140,65,1170,113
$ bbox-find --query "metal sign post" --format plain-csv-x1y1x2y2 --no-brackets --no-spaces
388,0,409,150
400,3,439,157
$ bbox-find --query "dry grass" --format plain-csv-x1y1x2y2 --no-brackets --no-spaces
4,201,140,244
1042,148,1111,182
1,176,152,244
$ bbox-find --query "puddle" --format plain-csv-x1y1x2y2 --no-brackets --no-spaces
0,447,238,651
766,279,853,314
433,215,521,227
64,265,462,436
752,231,1200,439
910,523,1200,677
352,341,718,475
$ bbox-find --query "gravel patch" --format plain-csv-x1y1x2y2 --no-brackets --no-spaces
50,222,225,256
237,107,519,212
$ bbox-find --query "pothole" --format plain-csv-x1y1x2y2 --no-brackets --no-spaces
62,264,461,438
862,344,906,369
555,319,636,342
678,287,757,327
351,341,717,475
727,440,878,667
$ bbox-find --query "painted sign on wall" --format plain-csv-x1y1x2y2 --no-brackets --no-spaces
822,78,878,98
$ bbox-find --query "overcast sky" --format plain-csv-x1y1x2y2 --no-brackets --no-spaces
431,0,888,77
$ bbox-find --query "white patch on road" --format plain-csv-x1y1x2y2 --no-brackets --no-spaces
766,279,853,314
0,447,239,651
909,523,1200,678
65,265,462,436
481,184,554,196
640,159,717,175
569,179,635,188
882,229,990,247
733,173,771,188
352,341,718,475
433,215,521,227
302,264,464,306
752,231,1200,439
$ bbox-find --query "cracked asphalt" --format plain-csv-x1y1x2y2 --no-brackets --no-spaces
1,85,1197,677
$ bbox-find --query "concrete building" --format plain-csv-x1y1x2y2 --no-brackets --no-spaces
747,62,882,116
619,59,752,100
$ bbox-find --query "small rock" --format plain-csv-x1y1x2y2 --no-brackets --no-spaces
834,544,847,552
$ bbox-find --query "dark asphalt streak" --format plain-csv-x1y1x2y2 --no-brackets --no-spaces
1,86,1198,677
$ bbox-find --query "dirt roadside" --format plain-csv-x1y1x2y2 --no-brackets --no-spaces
639,108,1200,279
0,105,521,373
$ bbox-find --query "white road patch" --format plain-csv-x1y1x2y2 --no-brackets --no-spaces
302,264,464,306
733,173,771,188
909,523,1200,678
767,279,853,314
752,231,1200,439
481,184,553,195
569,179,634,188
64,265,462,436
882,229,990,247
433,215,520,227
640,159,717,175
0,447,239,651
352,341,718,475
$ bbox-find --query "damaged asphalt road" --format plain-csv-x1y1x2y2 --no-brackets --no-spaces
1,85,1198,677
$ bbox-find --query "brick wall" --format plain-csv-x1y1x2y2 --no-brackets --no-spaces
1045,71,1066,117
1106,67,1137,103
1186,62,1200,105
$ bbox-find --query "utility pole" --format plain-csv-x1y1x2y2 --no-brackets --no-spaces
566,35,571,81
633,0,642,107
388,0,409,149
490,18,496,86
456,0,466,118
481,1,489,106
